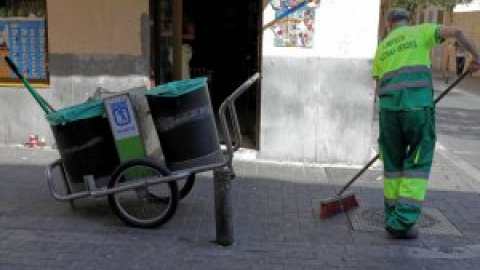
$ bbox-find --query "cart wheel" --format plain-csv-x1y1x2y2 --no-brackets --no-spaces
179,173,195,199
107,159,179,228
147,173,195,202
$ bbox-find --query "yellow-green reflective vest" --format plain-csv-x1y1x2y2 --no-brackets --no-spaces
372,23,444,110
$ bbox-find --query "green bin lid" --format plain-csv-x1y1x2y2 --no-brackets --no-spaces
46,99,105,126
146,77,207,98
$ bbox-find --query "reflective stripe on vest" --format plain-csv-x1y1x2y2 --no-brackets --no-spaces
380,65,430,81
379,65,432,95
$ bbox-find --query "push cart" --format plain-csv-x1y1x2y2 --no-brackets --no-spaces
4,55,260,231
45,73,260,229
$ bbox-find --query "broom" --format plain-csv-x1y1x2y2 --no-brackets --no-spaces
4,56,55,114
319,70,472,219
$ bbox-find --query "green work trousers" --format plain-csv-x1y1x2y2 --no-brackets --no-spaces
379,108,436,235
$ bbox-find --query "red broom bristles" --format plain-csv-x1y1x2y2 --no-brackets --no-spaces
320,194,358,219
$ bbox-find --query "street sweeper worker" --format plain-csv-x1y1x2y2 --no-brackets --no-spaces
372,8,480,239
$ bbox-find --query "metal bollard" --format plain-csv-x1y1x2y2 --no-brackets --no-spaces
213,167,234,246
59,162,76,210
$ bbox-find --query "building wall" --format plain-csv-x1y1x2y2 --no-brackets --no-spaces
0,0,381,167
260,0,379,165
418,6,480,78
452,11,480,77
0,0,150,145
48,0,145,55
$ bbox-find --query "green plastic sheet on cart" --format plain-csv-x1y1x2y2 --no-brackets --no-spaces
146,77,207,98
46,99,105,126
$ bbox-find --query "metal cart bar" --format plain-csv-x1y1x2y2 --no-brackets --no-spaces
46,159,189,201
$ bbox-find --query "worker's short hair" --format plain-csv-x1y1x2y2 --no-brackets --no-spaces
387,8,410,22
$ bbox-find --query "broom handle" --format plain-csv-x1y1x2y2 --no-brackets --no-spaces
336,154,379,196
4,56,55,113
434,70,471,104
262,0,311,31
336,70,472,197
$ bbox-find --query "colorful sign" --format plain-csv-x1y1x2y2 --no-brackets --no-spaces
0,19,47,80
105,95,140,140
104,94,147,163
270,0,321,48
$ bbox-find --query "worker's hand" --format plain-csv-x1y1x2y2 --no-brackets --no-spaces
467,59,480,73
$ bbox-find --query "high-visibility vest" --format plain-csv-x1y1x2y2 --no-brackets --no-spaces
372,23,444,111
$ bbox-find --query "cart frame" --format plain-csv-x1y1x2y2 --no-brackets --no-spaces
44,73,261,244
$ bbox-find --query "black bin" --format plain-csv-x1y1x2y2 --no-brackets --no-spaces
47,99,120,186
146,77,223,171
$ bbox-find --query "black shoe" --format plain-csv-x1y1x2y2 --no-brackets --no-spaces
386,227,419,240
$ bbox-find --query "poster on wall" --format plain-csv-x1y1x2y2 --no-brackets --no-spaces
0,18,48,83
269,0,322,48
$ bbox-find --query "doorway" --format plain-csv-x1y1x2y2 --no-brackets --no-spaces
151,0,262,149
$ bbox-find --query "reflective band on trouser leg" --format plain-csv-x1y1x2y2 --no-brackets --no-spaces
384,177,401,222
384,177,402,200
386,178,428,234
399,178,428,201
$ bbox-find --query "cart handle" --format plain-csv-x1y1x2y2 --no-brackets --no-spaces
218,72,261,168
45,159,90,201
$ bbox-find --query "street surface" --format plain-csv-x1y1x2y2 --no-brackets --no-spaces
0,77,479,269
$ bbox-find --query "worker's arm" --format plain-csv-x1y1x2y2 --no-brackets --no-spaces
439,26,480,72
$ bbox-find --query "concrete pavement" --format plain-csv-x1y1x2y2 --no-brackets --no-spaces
0,142,479,270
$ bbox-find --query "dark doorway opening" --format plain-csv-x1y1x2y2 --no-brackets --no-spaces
151,0,262,149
